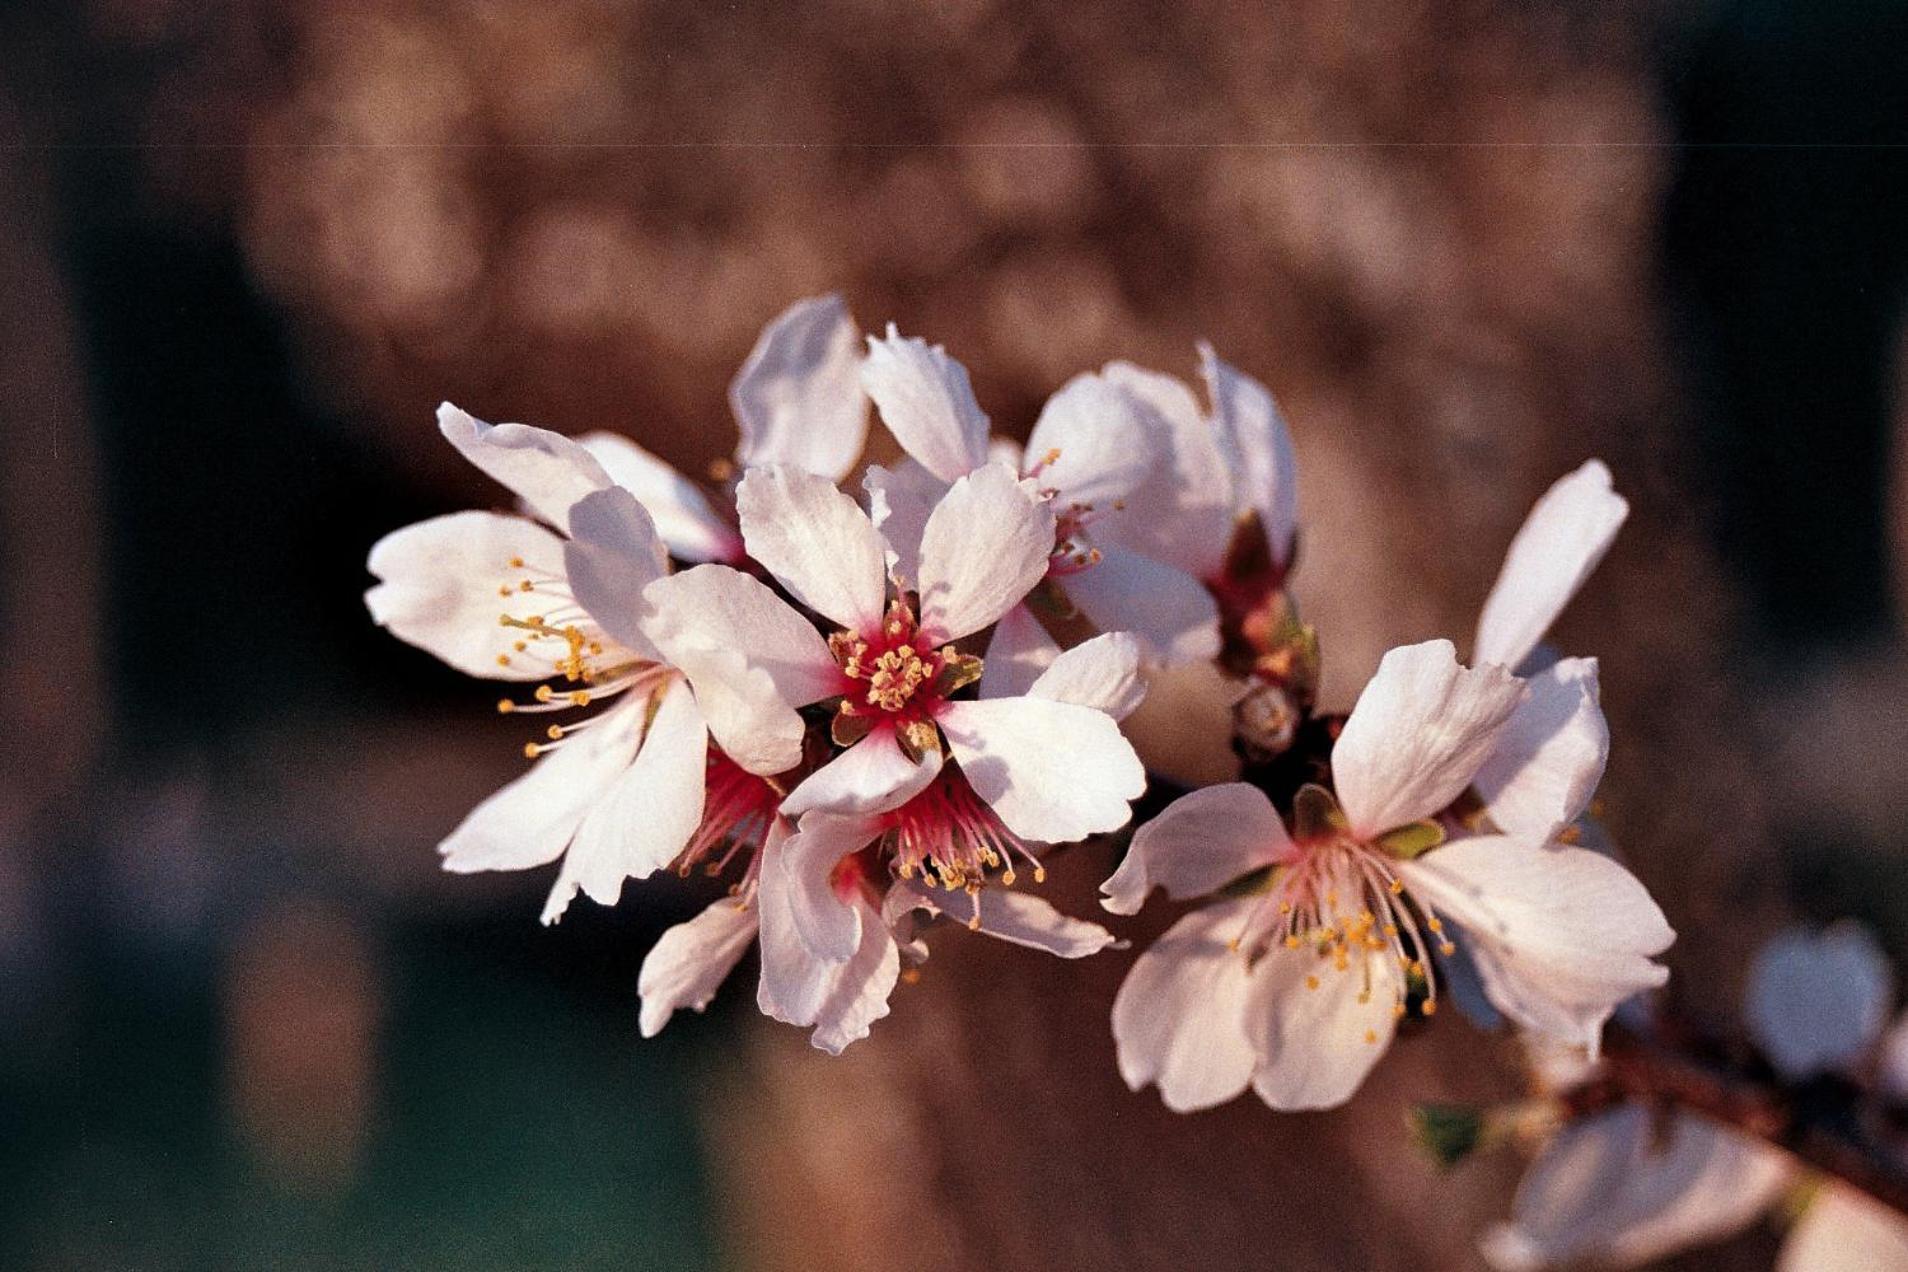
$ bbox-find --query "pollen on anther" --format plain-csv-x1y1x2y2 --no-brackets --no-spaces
534,685,555,703
1363,1029,1378,1045
495,654,511,667
522,742,541,759
508,556,525,569
518,579,534,593
1304,974,1320,991
1421,999,1439,1017
496,699,515,714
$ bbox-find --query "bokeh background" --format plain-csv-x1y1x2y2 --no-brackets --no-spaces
4,0,1908,1267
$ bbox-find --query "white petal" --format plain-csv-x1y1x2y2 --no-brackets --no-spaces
897,882,1120,958
735,465,890,631
366,511,567,681
576,431,742,563
729,294,869,482
1027,632,1148,721
542,679,708,923
1401,834,1674,1053
641,563,839,774
1746,923,1893,1081
938,696,1144,843
780,726,943,819
1481,1108,1791,1272
1332,639,1527,837
861,458,948,590
1100,783,1291,916
1245,944,1401,1111
637,896,758,1037
979,604,1062,701
563,487,668,659
438,693,647,874
1099,361,1235,581
1120,660,1247,786
1060,543,1221,665
916,463,1056,642
1110,898,1261,1112
1200,345,1298,567
1472,658,1610,843
1023,372,1160,509
859,325,990,483
1474,459,1629,672
1780,1184,1908,1272
806,897,901,1054
438,402,610,529
779,812,882,962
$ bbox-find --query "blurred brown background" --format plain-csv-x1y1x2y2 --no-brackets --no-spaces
4,0,1908,1267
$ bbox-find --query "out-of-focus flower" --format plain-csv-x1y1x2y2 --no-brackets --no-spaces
1105,638,1672,1112
1485,922,1908,1270
858,326,1220,667
365,407,791,923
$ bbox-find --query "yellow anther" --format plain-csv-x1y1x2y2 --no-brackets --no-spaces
1439,941,1456,956
569,691,591,706
1426,917,1444,933
1284,935,1301,949
534,685,555,703
498,586,513,598
1032,866,1046,884
496,654,511,667
1363,1029,1378,1045
1304,975,1320,991
496,699,515,714
513,641,528,652
1389,879,1405,895
522,742,541,759
1422,999,1439,1017
508,556,525,569
518,579,534,593
1041,447,1061,466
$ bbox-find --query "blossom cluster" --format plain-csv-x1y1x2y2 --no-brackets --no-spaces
366,293,1671,1104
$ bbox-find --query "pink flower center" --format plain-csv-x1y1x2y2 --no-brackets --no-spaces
674,748,780,886
828,602,981,752
879,769,1043,893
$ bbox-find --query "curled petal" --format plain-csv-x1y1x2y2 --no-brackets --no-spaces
730,294,869,482
563,487,669,660
1472,658,1609,844
642,562,840,722
735,465,890,631
1474,459,1629,672
576,431,742,563
1023,372,1160,509
859,326,990,483
895,882,1119,958
1101,783,1292,915
366,511,568,681
780,812,883,962
756,824,899,1054
1200,345,1298,568
781,726,944,820
438,402,610,530
638,896,758,1038
1099,361,1235,581
862,459,948,590
1332,639,1526,837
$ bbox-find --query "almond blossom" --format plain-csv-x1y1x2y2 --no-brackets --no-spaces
1483,924,1908,1271
365,406,794,924
856,326,1221,668
1103,638,1672,1112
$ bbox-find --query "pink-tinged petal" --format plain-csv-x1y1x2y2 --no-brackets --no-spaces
780,726,943,819
756,821,832,1026
1401,834,1673,1054
576,431,742,563
807,897,901,1054
734,465,889,631
1027,632,1147,721
366,511,568,681
1101,784,1292,916
437,402,610,529
1200,345,1298,568
1474,459,1629,672
862,458,948,589
730,294,869,482
896,882,1119,958
1121,660,1247,786
780,812,883,962
637,896,758,1037
1245,945,1400,1111
859,325,990,483
1481,1108,1791,1272
979,604,1062,701
642,564,840,707
1111,898,1261,1112
563,487,668,660
1332,640,1527,837
1060,543,1221,665
1099,361,1235,581
438,692,648,874
1780,1184,1908,1272
1746,923,1893,1081
938,696,1144,843
1023,372,1161,509
1472,658,1609,844
542,679,708,923
916,463,1056,642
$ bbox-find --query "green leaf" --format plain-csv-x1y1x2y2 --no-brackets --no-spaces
1375,820,1445,860
1292,783,1346,840
1407,1103,1484,1169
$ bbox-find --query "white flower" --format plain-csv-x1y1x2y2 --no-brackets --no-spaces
858,326,1221,667
366,406,791,924
1486,922,1908,1270
573,293,870,564
1103,639,1672,1112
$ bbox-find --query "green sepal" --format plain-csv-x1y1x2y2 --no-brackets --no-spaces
1407,1103,1485,1169
1292,783,1347,840
1375,820,1445,860
1217,864,1283,899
